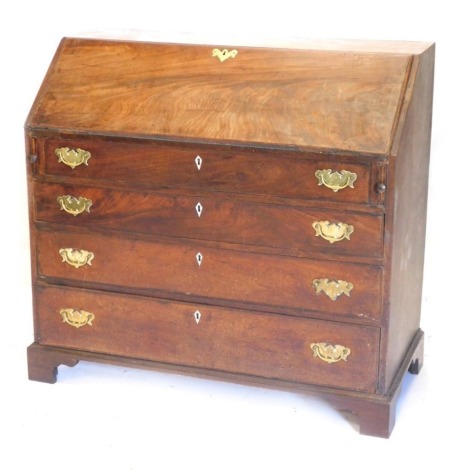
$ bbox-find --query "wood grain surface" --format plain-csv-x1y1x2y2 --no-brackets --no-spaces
36,228,383,321
33,181,384,258
36,284,380,393
40,136,374,205
25,37,435,437
26,38,411,154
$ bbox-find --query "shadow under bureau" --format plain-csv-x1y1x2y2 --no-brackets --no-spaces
25,38,434,437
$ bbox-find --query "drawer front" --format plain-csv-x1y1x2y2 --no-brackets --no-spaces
34,182,384,258
41,138,374,204
36,230,382,321
36,285,380,392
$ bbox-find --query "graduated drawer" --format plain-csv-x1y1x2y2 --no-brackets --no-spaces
36,229,383,322
33,182,384,259
40,137,378,205
36,285,380,393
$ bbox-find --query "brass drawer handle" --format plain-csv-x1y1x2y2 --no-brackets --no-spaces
313,221,354,243
55,147,91,169
57,195,92,216
315,169,357,192
60,308,94,328
59,248,94,268
212,48,238,62
312,278,353,301
310,343,351,364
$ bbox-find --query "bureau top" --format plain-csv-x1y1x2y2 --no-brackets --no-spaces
26,37,433,156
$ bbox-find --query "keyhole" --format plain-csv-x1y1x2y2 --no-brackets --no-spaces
195,202,203,217
196,252,203,266
194,310,201,324
195,155,202,170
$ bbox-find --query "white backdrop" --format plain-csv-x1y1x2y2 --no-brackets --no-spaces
0,1,456,469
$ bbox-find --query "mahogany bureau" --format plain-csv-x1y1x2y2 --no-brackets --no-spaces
25,38,434,437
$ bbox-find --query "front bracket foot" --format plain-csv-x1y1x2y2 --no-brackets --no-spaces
27,343,79,384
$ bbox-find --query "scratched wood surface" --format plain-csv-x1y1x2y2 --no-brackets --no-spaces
26,38,410,154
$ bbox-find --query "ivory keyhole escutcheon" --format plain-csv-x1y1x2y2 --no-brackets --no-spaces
195,202,203,217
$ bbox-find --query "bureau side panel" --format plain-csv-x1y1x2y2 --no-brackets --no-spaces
25,133,40,341
382,45,434,391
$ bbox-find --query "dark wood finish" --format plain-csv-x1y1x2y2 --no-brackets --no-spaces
33,181,384,258
40,137,374,205
36,228,383,321
26,329,424,438
408,330,424,375
36,284,380,392
25,38,434,437
380,44,435,391
327,329,425,437
27,341,79,384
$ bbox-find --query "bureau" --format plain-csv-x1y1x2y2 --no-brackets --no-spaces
25,38,434,437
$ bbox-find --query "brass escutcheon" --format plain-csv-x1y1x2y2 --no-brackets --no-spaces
312,278,354,301
57,195,92,216
315,169,357,192
313,221,354,243
60,308,95,328
55,147,91,169
212,48,238,62
59,248,94,268
310,342,351,364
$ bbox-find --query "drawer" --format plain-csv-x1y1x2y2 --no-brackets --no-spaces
36,285,380,393
34,182,384,259
36,229,383,322
39,137,377,205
